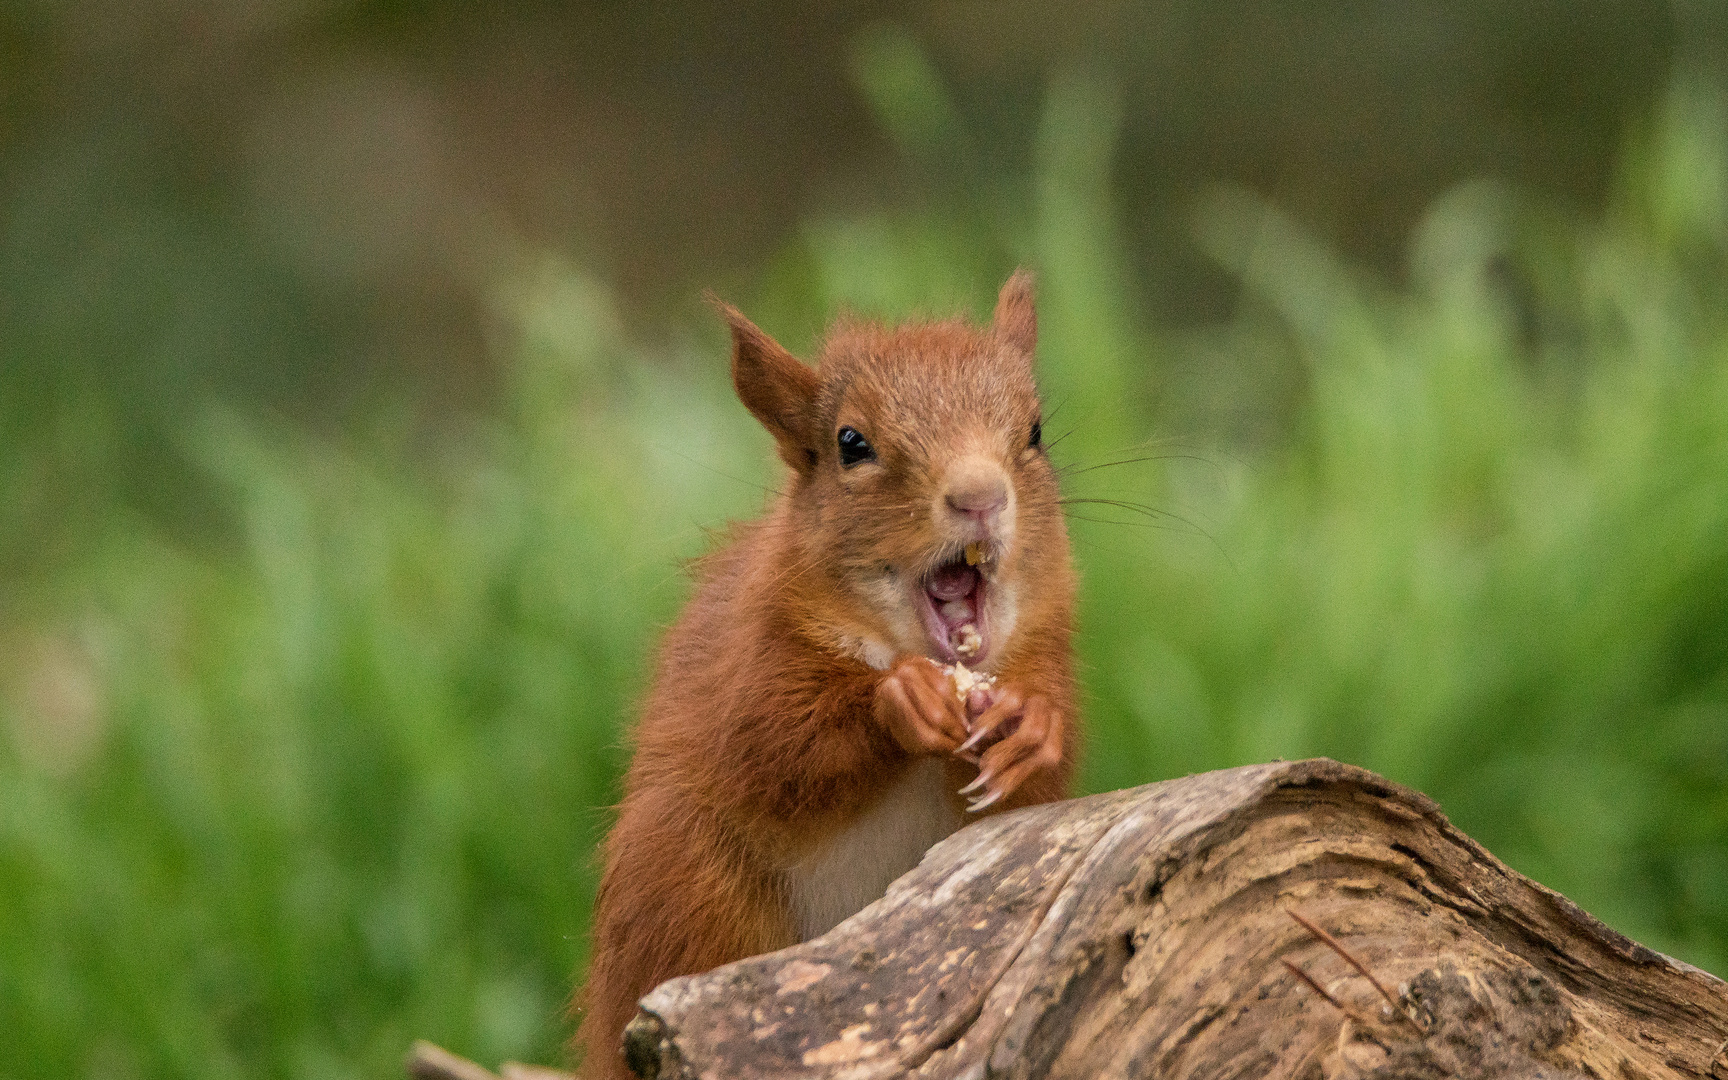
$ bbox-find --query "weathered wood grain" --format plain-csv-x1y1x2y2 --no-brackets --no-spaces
618,759,1728,1080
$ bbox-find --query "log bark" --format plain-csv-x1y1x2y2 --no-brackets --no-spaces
616,759,1728,1080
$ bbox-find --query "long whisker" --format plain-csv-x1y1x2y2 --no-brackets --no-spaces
1056,453,1222,480
1093,432,1239,458
1059,432,1245,479
1060,498,1236,569
753,546,827,598
1061,511,1166,528
1043,428,1077,454
1060,497,1190,524
1061,506,1194,533
655,446,786,499
730,519,819,595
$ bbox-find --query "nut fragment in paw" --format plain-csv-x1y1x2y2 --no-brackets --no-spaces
954,623,983,658
943,661,995,704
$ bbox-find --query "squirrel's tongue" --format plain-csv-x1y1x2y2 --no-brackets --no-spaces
927,562,979,602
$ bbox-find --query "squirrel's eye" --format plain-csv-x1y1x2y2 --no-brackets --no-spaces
837,426,876,467
1028,418,1043,449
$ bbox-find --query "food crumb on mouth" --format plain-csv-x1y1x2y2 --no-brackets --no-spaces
954,623,983,658
944,660,995,703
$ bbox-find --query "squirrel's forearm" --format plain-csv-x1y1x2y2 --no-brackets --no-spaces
710,665,905,824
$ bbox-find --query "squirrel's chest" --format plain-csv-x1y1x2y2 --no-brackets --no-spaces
781,758,964,942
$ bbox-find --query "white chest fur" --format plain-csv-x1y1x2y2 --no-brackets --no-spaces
782,758,964,941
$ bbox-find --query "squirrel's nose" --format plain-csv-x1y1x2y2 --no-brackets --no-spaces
943,459,1009,522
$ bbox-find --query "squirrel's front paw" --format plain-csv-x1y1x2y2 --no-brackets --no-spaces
955,686,1066,812
875,657,969,757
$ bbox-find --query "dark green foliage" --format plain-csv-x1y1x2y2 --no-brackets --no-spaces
2,73,1725,1080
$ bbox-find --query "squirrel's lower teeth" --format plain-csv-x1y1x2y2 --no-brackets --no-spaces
954,623,982,657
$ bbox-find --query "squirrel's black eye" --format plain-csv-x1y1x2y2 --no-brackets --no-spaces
1028,418,1043,448
837,426,876,467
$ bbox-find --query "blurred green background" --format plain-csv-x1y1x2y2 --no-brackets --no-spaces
3,2,1727,1077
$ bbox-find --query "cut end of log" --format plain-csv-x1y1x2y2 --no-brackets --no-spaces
623,1011,689,1080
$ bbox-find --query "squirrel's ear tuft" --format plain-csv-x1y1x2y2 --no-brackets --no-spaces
993,268,1037,357
709,294,821,476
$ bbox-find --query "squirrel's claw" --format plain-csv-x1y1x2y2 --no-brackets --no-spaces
965,788,1005,813
958,770,991,796
957,727,991,756
958,685,1021,755
961,691,1064,812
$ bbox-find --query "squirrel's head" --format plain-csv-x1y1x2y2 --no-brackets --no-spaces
716,270,1071,672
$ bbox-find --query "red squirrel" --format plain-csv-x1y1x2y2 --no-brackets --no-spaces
574,271,1078,1079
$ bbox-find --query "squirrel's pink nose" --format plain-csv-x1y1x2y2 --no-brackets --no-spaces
943,459,1009,521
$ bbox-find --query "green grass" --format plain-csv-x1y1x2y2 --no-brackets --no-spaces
3,69,1727,1080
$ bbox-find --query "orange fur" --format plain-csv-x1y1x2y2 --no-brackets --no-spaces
572,271,1078,1079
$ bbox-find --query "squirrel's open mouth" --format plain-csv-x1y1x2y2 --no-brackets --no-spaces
918,549,990,665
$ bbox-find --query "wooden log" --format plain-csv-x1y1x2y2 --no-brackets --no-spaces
616,759,1728,1080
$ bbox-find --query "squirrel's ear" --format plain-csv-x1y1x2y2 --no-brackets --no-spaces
993,268,1037,357
711,296,821,476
